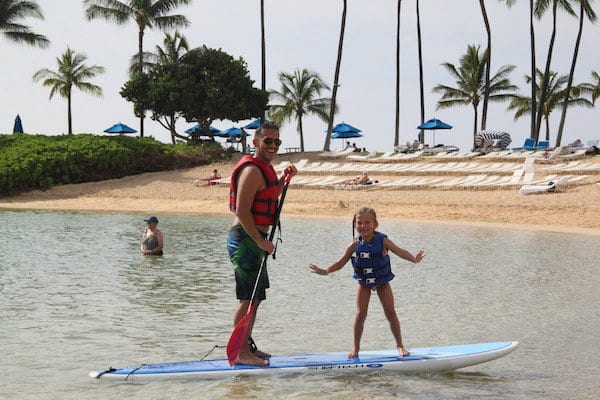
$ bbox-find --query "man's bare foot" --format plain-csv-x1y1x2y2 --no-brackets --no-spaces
235,352,269,366
398,347,410,357
248,337,271,358
254,349,271,358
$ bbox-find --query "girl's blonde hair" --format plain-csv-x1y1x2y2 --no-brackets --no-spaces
352,207,378,237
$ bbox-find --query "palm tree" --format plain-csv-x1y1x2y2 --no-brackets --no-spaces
323,0,347,152
83,0,191,137
508,69,592,140
556,0,597,147
394,0,402,148
581,70,600,105
0,0,49,47
32,47,105,134
416,0,425,143
128,30,188,74
140,31,189,144
499,0,535,135
533,0,576,142
260,0,266,120
433,44,518,148
478,0,491,130
268,69,332,152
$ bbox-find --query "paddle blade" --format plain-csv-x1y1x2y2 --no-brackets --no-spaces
226,306,253,366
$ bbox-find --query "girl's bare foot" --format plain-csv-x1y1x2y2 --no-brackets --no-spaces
398,347,410,357
347,349,359,358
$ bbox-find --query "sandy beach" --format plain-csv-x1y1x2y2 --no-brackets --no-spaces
1,152,599,235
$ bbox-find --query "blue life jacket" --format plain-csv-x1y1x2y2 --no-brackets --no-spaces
351,232,394,288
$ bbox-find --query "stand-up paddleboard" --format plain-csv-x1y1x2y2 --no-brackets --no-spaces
90,341,518,380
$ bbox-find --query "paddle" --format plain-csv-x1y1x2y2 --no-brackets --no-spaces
226,173,292,366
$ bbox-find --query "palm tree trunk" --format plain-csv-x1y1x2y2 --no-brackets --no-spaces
298,115,305,152
479,0,491,130
67,89,73,134
534,0,558,143
394,0,402,147
324,0,347,152
260,0,266,121
529,0,537,138
138,27,145,137
556,0,585,147
416,0,425,143
472,104,479,149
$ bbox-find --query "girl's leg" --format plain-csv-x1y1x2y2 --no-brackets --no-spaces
376,284,409,356
349,284,371,357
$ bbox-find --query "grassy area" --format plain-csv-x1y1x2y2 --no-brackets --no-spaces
0,133,233,196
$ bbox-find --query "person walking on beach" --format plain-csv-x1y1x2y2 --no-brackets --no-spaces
309,207,426,358
227,122,297,366
140,216,163,255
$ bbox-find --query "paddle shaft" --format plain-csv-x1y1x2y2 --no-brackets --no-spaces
246,174,292,308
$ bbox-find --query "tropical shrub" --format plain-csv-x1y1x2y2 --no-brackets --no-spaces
0,134,231,196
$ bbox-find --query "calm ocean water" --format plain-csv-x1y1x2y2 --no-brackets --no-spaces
0,210,598,399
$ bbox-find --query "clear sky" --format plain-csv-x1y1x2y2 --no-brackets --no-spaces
2,0,599,153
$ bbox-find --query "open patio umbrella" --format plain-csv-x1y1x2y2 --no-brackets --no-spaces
184,124,221,136
13,114,24,133
104,122,137,134
220,127,247,138
417,118,452,146
243,118,270,130
329,122,362,134
325,122,363,149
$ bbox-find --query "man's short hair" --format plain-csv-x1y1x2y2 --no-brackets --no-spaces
256,121,279,137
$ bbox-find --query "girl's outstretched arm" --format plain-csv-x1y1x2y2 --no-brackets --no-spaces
384,238,426,263
310,241,356,276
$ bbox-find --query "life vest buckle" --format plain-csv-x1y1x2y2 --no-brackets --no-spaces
359,252,370,259
366,278,377,284
363,268,373,275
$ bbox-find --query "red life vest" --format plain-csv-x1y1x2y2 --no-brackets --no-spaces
229,155,280,226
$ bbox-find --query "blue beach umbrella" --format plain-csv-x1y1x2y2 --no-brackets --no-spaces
220,127,247,138
417,118,452,146
13,114,24,133
104,122,137,134
331,131,363,139
184,124,221,136
243,118,270,130
326,122,362,134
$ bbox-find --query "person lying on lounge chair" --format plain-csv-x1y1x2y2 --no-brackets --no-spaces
340,172,377,186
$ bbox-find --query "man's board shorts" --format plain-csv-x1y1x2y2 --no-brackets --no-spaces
227,225,269,300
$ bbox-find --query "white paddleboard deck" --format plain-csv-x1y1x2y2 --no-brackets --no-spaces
90,341,518,380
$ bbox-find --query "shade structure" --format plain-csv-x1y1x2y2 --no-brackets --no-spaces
326,122,362,134
416,118,452,146
13,114,24,133
220,127,247,137
331,131,363,139
184,124,221,136
104,122,137,134
243,118,270,130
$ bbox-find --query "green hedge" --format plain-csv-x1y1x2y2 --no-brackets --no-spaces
0,134,232,196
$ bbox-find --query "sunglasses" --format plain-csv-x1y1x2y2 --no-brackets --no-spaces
259,137,282,146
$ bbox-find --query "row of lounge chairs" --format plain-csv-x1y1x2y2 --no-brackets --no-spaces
318,148,589,163
286,172,588,191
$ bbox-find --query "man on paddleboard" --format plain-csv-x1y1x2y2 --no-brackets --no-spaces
227,122,296,366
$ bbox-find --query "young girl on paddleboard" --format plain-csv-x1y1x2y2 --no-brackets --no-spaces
309,207,426,358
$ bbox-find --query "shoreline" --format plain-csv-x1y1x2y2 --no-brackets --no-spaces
1,154,599,236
